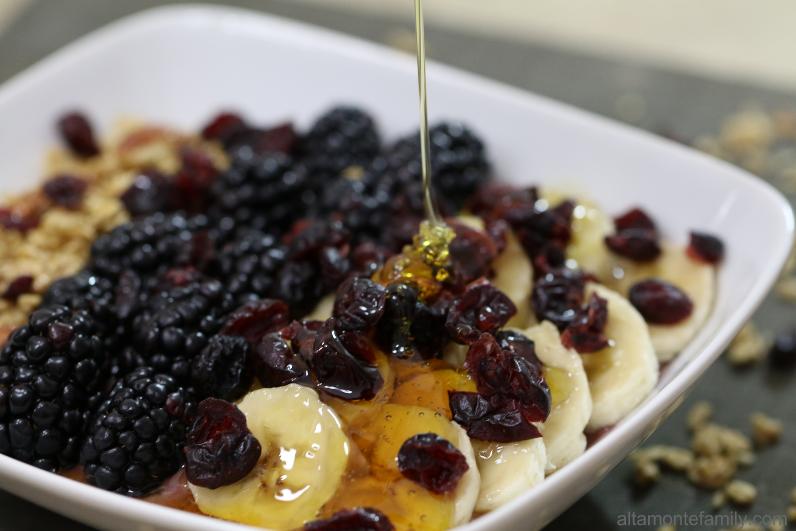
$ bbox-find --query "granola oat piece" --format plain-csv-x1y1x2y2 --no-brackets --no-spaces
749,412,783,448
692,423,753,464
711,490,726,508
724,480,757,506
788,505,796,524
768,519,786,531
687,401,714,431
727,323,769,366
774,275,796,302
687,455,737,489
631,456,661,487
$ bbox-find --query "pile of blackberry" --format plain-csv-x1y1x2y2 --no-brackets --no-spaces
0,306,107,471
0,105,493,498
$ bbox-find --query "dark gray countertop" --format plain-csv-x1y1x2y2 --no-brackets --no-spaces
1,1,794,530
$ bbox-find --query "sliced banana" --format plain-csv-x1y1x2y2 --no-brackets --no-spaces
493,228,533,329
522,322,592,473
359,404,480,530
581,284,658,431
608,243,715,361
540,190,614,279
189,385,350,530
452,423,481,526
305,293,335,321
454,215,533,328
472,437,546,512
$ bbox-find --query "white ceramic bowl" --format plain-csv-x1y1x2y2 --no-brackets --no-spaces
0,5,792,531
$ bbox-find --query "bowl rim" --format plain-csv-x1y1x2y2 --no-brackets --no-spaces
0,4,793,531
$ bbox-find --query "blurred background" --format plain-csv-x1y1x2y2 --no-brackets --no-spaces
1,1,794,530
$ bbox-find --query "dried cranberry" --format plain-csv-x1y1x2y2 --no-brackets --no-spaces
2,275,34,301
222,299,290,345
191,335,253,401
688,231,724,264
605,229,661,262
312,320,383,400
449,392,542,442
304,508,394,531
286,218,349,260
484,218,509,253
0,208,39,232
614,207,657,233
445,280,516,344
532,268,585,330
162,267,202,287
226,122,298,155
396,433,469,494
561,293,610,353
512,200,574,261
254,329,312,388
184,398,261,489
496,330,543,366
468,184,537,219
448,221,498,285
769,331,796,368
380,214,421,252
174,148,218,213
43,174,87,209
121,171,174,217
628,279,693,324
465,333,550,422
350,241,390,275
333,277,386,331
201,112,247,142
273,261,324,317
57,111,100,157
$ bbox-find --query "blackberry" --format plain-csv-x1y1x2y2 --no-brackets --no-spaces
302,106,381,176
43,270,117,326
80,367,193,496
126,276,237,383
0,305,107,471
90,212,212,279
315,178,391,245
207,150,309,242
380,122,490,209
213,230,286,305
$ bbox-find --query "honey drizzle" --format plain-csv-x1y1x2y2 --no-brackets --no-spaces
414,0,438,226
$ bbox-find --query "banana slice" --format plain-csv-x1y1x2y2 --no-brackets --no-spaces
189,385,350,529
472,437,546,512
522,322,592,473
340,404,479,530
452,423,481,526
608,243,715,361
305,293,335,321
493,228,533,329
581,284,658,431
454,215,533,328
540,190,614,279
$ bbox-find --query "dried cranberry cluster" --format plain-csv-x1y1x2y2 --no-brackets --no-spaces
605,207,661,262
450,331,551,442
468,184,574,277
531,269,610,354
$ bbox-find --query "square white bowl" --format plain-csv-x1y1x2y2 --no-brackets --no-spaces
0,5,792,531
